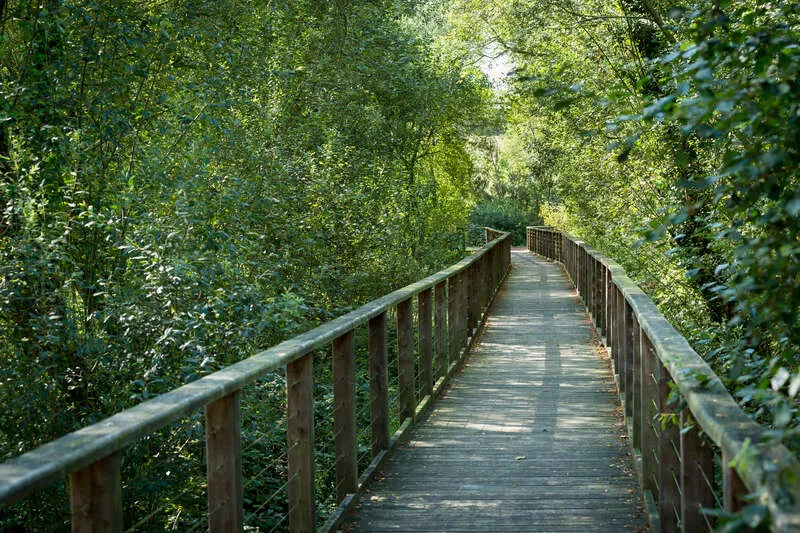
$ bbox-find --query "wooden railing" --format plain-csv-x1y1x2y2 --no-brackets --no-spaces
527,226,800,532
0,229,511,532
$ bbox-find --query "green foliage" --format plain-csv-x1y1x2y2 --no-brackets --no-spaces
0,0,493,529
469,199,535,245
453,0,800,516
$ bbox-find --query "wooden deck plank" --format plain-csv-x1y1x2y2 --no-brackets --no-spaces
346,249,646,532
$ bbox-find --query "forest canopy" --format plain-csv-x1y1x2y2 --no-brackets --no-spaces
455,0,800,462
2,0,800,529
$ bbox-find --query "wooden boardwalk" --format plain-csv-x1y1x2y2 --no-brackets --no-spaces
346,249,647,532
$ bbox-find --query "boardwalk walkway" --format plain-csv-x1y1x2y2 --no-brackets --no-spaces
347,249,647,532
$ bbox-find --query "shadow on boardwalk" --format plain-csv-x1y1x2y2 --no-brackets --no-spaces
345,248,648,532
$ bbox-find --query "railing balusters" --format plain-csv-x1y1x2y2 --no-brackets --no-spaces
434,281,448,382
448,275,459,365
524,226,800,532
369,312,390,456
657,361,680,532
623,300,634,419
680,409,714,532
397,299,415,421
723,450,748,513
206,391,243,532
70,453,123,533
333,331,357,502
468,261,479,334
641,333,659,499
418,289,433,399
631,316,642,451
287,353,315,532
459,270,468,349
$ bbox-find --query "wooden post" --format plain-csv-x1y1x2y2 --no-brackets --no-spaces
606,269,613,347
618,291,627,398
469,262,480,332
397,299,415,421
623,300,634,418
461,270,469,345
611,287,618,367
632,318,642,451
206,392,243,533
434,281,447,381
369,313,389,455
70,453,123,533
615,288,624,370
641,333,659,498
681,409,715,532
657,361,680,531
418,289,433,398
594,259,605,331
333,331,357,502
600,266,608,338
286,354,315,532
723,450,748,513
448,275,459,364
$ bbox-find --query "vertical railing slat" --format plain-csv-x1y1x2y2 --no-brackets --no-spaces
286,354,315,532
333,330,357,502
369,312,389,455
418,289,433,399
641,333,659,498
657,361,680,532
206,392,243,532
723,450,748,513
624,300,634,419
434,281,447,381
448,275,459,365
70,453,123,533
397,298,415,421
681,409,715,532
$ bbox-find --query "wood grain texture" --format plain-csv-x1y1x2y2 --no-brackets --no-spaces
333,331,357,502
347,250,646,532
205,392,243,532
287,354,315,532
69,453,122,533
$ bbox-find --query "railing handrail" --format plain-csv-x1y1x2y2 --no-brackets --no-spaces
0,228,510,512
526,226,800,531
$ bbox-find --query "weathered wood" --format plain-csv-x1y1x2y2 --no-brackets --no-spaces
615,287,624,370
523,227,800,531
448,275,459,364
418,290,433,399
70,453,122,533
349,251,645,532
631,316,642,451
624,300,634,419
396,298,415,421
681,409,714,532
641,333,658,497
333,331,357,502
467,262,478,333
286,353,315,532
594,258,601,328
0,231,514,514
369,312,390,455
434,281,447,382
723,449,748,513
460,270,469,346
205,392,243,532
656,361,680,532
600,265,608,337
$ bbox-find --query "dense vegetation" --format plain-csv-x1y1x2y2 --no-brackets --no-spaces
0,0,492,528
2,0,799,529
455,0,800,526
